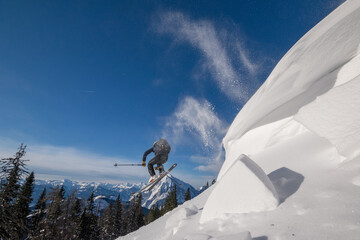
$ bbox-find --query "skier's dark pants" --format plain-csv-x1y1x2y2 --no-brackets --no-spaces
148,154,168,176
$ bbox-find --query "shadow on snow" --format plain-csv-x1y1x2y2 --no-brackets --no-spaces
268,167,304,203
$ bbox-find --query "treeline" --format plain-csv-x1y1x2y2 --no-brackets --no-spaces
0,145,192,239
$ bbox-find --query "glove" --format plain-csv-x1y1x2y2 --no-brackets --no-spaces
142,161,146,167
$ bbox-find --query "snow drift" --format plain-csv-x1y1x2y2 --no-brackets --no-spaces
200,155,279,223
220,0,360,179
295,72,360,160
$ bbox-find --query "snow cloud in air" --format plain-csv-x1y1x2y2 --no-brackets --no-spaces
155,11,260,103
162,96,227,172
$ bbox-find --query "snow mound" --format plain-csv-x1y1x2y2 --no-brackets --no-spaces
221,0,360,178
200,154,279,223
295,73,360,160
166,204,198,230
219,117,307,177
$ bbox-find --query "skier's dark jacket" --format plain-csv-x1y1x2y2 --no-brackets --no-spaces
142,139,171,162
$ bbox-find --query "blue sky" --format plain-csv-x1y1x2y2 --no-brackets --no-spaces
0,0,343,188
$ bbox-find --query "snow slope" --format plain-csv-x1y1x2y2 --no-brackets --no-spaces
220,0,360,177
119,1,360,239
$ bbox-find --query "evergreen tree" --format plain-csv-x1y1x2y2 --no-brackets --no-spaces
14,171,35,239
135,194,145,229
125,198,135,233
61,190,81,239
78,207,91,240
69,197,82,238
113,194,123,237
164,185,178,212
72,198,82,218
70,197,82,226
78,192,100,239
58,185,65,200
29,187,47,238
0,144,29,239
126,194,144,233
154,204,162,219
172,185,178,208
0,144,28,179
211,179,216,185
35,188,47,215
145,204,161,224
101,202,115,239
39,186,65,239
184,187,191,201
89,192,101,239
87,191,95,215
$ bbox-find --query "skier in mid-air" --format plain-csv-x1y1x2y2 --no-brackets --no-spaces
142,138,171,183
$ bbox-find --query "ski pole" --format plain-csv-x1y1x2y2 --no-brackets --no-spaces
114,163,143,167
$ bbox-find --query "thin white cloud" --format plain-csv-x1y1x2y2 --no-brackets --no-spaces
162,96,228,173
0,138,148,184
155,12,259,103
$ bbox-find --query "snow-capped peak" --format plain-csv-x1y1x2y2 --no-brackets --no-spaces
141,174,200,209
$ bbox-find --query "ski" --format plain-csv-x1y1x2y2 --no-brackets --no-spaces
131,163,177,199
146,163,177,192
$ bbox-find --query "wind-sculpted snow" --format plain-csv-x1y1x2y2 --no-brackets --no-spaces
296,70,360,160
220,0,360,178
200,155,279,223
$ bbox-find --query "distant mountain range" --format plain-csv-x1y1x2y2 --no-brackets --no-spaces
32,175,200,209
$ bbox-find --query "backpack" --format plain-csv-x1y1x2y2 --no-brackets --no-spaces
153,139,171,155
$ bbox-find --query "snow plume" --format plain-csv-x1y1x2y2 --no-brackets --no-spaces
163,96,227,172
163,96,227,148
155,12,259,103
234,40,259,76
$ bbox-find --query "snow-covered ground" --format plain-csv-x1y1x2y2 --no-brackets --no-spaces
119,0,360,239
